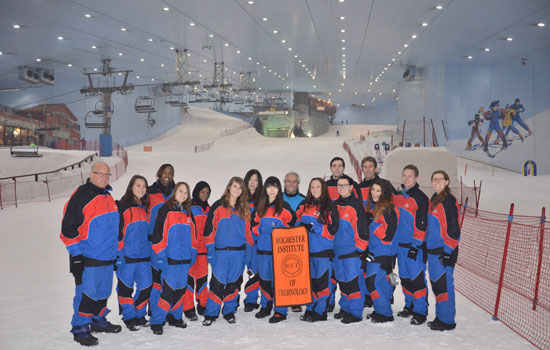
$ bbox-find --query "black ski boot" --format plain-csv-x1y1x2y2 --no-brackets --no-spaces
71,325,99,346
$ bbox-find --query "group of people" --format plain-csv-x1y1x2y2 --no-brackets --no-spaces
465,97,532,152
60,157,461,346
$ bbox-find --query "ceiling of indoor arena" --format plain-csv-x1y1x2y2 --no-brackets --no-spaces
0,0,549,106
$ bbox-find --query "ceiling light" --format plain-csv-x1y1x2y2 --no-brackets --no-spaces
269,69,272,72
236,50,241,53
93,68,98,71
288,47,292,51
140,58,145,61
298,60,302,63
384,67,388,70
209,34,214,38
248,0,255,4
67,63,72,67
118,72,122,76
397,51,402,55
338,0,345,3
248,57,252,60
339,16,345,20
369,82,373,85
13,24,21,29
342,59,346,63
379,92,382,95
411,34,417,39
91,45,97,49
84,14,92,18
341,39,346,43
484,48,490,52
189,22,195,26
467,56,473,59
368,89,371,92
340,29,346,33
342,54,346,57
301,64,305,67
203,59,208,62
281,39,286,43
136,75,140,79
121,27,127,32
161,64,165,67
57,36,64,40
342,47,346,50
273,30,278,34
118,52,123,56
392,58,396,61
294,55,298,58
354,92,358,95
537,22,545,27
151,78,155,81
338,89,341,92
148,38,154,42
263,66,266,69
36,58,41,62
341,83,344,86
256,62,260,64
224,43,229,46
506,37,513,41
262,17,268,21
392,89,396,93
404,44,408,47
422,22,428,27
436,5,443,10
163,7,170,11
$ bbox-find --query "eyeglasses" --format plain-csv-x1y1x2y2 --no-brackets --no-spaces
337,184,351,188
431,178,446,183
92,171,111,177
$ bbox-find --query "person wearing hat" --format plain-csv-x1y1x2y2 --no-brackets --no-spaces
182,181,212,321
465,107,485,150
509,98,532,136
483,101,508,152
502,104,524,142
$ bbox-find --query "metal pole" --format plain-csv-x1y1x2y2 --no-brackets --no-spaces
13,177,17,208
532,207,546,310
423,116,426,147
401,120,406,146
46,177,51,202
493,203,514,321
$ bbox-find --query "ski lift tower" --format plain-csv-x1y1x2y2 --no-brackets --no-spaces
80,59,134,156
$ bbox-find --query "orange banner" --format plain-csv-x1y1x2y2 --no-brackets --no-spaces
272,226,312,307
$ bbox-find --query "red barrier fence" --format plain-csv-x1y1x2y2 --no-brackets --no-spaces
195,123,252,153
456,204,549,349
0,142,128,209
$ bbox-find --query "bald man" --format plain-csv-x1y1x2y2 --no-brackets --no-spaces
61,162,122,346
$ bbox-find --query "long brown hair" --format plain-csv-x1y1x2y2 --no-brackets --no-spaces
430,170,451,211
304,178,331,224
165,182,192,214
256,176,284,218
244,169,263,205
366,179,394,220
120,175,149,207
221,177,251,220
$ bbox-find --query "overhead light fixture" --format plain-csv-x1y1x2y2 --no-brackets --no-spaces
93,68,98,71
368,89,371,92
404,44,408,47
248,1,255,4
118,72,122,76
294,55,298,58
163,7,170,11
338,0,345,3
13,24,21,29
342,47,346,50
411,34,417,39
384,67,388,70
189,22,195,26
342,54,346,57
256,62,260,64
397,51,402,55
67,63,72,67
224,43,229,46
342,59,346,62
339,16,345,20
170,46,174,50
281,39,286,43
263,66,266,69
121,27,127,32
262,17,268,21
91,45,97,49
369,82,373,85
151,78,155,81
436,5,443,10
273,30,278,34
484,48,490,52
203,59,208,62
537,22,545,27
506,37,513,41
422,22,428,27
36,58,41,62
236,50,241,53
248,57,252,60
313,85,317,88
298,60,302,63
118,52,123,56
148,38,153,42
209,34,214,38
140,58,145,61
387,63,391,66
392,58,396,61
136,75,140,79
341,39,346,43
187,53,191,56
84,14,92,18
57,36,64,40
340,29,346,33
392,89,396,92
288,47,292,51
161,64,165,67
467,55,473,59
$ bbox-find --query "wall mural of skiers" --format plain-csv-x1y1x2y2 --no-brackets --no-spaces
465,98,532,158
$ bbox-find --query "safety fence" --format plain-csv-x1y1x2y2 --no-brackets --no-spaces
456,205,548,349
0,142,127,209
194,123,252,152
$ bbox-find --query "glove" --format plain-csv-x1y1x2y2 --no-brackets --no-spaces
301,222,314,232
207,248,216,266
407,247,419,260
70,254,84,275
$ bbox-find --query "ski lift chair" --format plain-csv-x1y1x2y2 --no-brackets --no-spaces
10,144,42,158
135,96,156,113
84,110,109,128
